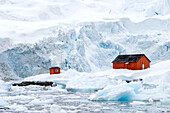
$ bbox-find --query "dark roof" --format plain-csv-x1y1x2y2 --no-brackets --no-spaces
49,67,60,69
112,54,151,63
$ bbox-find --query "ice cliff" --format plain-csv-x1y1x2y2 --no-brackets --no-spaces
0,18,169,80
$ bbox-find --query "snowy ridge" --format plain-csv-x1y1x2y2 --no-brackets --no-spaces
0,0,170,22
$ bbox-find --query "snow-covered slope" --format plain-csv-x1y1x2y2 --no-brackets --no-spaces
0,0,170,43
0,0,170,22
22,60,170,102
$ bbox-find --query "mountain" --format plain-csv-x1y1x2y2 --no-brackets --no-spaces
0,0,170,80
0,0,170,22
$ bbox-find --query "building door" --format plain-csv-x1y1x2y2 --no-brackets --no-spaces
142,64,145,70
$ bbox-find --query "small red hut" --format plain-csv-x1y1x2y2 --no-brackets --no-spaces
49,67,60,75
112,54,151,70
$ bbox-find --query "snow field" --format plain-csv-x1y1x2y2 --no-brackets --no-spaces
21,60,170,104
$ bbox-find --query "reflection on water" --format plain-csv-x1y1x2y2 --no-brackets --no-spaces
0,86,170,113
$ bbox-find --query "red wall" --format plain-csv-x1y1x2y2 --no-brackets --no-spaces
136,55,150,70
50,68,60,75
113,63,127,69
127,62,137,70
113,55,150,70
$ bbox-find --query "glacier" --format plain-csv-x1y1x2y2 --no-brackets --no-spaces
0,0,169,79
0,18,170,79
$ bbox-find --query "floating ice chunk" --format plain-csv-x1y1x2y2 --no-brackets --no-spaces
66,75,114,92
8,103,27,112
134,85,169,101
127,82,142,94
0,100,9,107
89,84,136,101
0,80,11,92
89,82,143,101
130,101,146,106
50,105,67,113
29,99,54,105
50,85,67,92
161,98,170,105
11,85,25,91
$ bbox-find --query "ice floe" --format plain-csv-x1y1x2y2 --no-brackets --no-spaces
50,105,67,113
0,100,9,108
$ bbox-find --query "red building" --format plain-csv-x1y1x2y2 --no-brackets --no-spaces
49,67,60,75
112,54,151,70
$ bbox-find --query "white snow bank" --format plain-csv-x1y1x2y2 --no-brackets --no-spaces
24,69,80,85
143,71,170,86
66,75,115,92
131,60,170,81
24,69,116,92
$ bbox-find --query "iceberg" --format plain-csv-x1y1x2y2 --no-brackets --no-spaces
161,98,170,105
89,84,136,101
29,99,54,105
50,105,67,113
0,100,8,108
0,80,11,92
